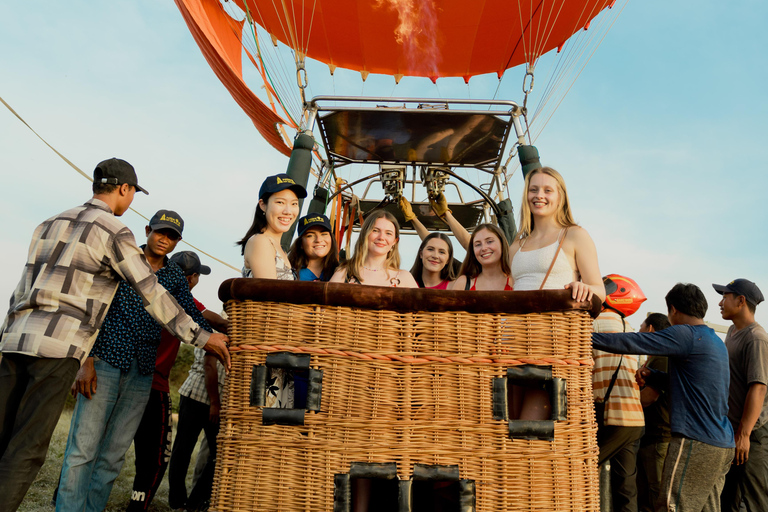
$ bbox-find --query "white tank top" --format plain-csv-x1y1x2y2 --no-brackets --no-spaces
511,233,576,291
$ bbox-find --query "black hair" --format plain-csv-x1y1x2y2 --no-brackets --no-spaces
410,233,456,287
644,313,671,331
664,283,708,319
747,301,757,314
236,193,272,255
92,182,119,195
287,228,340,281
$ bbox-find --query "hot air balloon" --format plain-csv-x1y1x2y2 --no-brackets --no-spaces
177,3,624,510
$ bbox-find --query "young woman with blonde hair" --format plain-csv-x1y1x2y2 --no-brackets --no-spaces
330,210,418,288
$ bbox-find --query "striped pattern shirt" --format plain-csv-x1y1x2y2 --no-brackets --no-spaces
0,198,210,364
593,311,645,426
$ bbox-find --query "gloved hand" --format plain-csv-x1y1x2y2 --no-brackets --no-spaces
429,192,452,218
398,196,417,222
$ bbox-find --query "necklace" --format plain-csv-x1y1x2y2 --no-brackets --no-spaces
363,266,385,272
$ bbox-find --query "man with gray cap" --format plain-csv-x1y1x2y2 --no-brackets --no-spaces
713,279,768,512
0,159,230,511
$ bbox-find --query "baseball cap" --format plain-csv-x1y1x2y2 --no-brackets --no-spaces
258,173,307,200
297,214,332,237
712,279,764,306
170,251,211,276
149,209,184,238
93,158,148,195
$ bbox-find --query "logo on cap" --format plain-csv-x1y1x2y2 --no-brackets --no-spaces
159,214,181,227
276,176,296,185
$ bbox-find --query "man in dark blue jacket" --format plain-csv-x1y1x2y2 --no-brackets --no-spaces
593,283,734,512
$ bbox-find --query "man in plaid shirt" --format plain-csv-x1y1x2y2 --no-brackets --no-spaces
0,158,230,511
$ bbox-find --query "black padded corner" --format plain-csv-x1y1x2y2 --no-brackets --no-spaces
459,480,476,512
306,369,323,412
333,474,350,512
349,462,398,479
507,364,552,382
398,480,412,512
262,408,305,426
412,464,460,481
266,352,311,369
550,377,567,421
508,420,555,441
249,365,267,407
492,377,508,421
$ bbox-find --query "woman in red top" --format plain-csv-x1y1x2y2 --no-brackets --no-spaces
409,233,457,289
451,224,512,291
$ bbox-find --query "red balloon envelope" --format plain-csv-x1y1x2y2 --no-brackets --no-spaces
234,0,614,80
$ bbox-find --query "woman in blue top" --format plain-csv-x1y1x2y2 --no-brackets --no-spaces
288,214,339,281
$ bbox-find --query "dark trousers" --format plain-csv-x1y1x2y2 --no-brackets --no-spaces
598,423,645,512
636,438,669,512
127,388,173,511
168,395,219,510
720,421,768,512
0,353,79,512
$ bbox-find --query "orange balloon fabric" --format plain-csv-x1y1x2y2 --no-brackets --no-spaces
176,0,291,156
236,0,613,80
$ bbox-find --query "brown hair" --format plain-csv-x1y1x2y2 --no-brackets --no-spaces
343,210,401,283
458,224,511,279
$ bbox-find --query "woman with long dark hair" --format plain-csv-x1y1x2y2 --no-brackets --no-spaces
288,214,339,281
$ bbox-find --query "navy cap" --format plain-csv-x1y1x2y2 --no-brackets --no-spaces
149,209,184,237
258,173,307,200
170,251,211,276
297,214,332,237
712,279,764,306
93,158,148,195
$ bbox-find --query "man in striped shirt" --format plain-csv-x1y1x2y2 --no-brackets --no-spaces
0,158,230,512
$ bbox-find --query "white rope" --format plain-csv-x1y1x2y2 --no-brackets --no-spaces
0,94,241,273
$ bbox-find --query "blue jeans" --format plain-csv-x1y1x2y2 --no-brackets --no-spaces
56,357,152,512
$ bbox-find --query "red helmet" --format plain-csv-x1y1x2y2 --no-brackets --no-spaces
602,274,647,317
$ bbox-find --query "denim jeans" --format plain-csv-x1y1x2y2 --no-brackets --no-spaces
56,357,152,512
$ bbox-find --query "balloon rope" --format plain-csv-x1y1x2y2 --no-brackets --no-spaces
0,95,241,274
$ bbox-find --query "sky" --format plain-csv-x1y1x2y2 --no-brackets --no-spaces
1,0,767,331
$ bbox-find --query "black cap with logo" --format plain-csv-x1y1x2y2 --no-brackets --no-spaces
170,251,211,276
93,158,148,195
712,279,764,306
297,214,332,237
149,209,184,238
258,173,307,200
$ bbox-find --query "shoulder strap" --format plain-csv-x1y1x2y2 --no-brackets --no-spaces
603,355,624,405
539,227,569,291
464,276,472,290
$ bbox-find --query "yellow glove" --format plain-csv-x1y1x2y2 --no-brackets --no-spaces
429,192,452,218
398,196,417,222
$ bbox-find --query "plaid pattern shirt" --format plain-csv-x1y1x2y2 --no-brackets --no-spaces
593,311,645,426
0,198,210,364
179,346,226,405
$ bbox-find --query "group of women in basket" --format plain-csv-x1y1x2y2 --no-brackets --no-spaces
237,167,606,415
237,167,605,303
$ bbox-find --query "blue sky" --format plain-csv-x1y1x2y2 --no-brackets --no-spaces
1,0,766,330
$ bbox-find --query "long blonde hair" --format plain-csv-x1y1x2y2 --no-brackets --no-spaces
344,210,401,283
517,167,577,240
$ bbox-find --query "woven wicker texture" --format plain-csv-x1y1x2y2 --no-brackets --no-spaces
213,299,599,512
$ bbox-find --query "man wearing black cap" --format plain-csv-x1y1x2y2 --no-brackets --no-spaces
55,210,221,512
713,279,768,512
0,159,230,511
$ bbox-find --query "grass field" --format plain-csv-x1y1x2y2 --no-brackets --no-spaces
17,344,199,512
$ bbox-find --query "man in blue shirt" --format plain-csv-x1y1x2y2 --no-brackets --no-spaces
593,283,734,512
55,210,213,512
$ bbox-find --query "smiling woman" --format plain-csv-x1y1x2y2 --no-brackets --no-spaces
237,173,307,280
287,213,339,281
330,210,418,288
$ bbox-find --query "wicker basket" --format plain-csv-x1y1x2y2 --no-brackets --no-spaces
214,279,601,512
